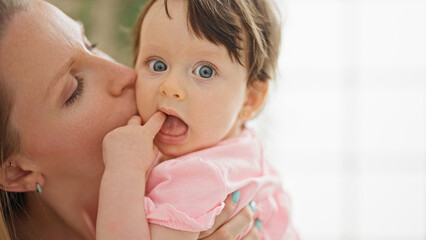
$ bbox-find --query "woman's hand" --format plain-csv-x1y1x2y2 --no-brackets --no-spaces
198,193,260,240
102,112,166,172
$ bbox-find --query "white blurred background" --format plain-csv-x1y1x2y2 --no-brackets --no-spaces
249,0,426,239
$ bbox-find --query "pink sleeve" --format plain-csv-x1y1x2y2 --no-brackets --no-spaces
144,157,228,232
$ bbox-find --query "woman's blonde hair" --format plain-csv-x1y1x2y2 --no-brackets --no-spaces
132,0,281,86
0,0,31,239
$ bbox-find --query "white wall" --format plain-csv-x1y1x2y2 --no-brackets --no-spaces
248,0,426,239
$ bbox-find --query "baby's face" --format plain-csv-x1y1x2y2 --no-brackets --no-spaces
134,0,249,159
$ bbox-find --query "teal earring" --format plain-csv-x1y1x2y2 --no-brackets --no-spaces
36,183,42,194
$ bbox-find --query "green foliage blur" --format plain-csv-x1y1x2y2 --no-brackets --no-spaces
47,0,148,66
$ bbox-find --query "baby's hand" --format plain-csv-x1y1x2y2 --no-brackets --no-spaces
102,112,166,173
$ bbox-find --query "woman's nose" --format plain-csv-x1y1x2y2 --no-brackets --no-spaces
108,63,136,96
159,77,186,100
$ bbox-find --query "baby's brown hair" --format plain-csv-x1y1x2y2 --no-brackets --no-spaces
132,0,281,86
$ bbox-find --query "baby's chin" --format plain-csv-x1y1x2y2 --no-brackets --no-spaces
156,139,218,162
155,131,230,162
156,143,193,162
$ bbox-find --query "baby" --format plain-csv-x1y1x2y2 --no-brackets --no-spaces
99,0,298,239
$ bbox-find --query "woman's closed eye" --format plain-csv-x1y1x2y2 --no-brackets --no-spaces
65,77,84,106
194,64,216,78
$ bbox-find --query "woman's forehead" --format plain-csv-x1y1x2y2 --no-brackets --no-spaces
0,0,82,91
3,1,82,56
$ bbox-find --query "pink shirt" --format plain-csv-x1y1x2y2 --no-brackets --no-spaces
144,128,298,239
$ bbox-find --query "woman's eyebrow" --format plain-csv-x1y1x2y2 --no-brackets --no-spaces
44,58,75,101
76,21,86,37
44,20,83,101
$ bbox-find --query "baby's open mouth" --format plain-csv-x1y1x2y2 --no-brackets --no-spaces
160,114,188,137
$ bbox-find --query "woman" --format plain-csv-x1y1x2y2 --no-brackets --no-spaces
0,0,260,239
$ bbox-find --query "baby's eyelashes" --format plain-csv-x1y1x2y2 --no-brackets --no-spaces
148,59,167,72
194,64,215,78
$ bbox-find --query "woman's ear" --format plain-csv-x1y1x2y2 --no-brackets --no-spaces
238,80,269,121
0,153,44,193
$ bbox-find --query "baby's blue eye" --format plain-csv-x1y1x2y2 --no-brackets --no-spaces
149,60,167,72
194,65,215,78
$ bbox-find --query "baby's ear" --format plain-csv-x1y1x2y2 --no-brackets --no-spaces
0,153,44,193
238,80,269,121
